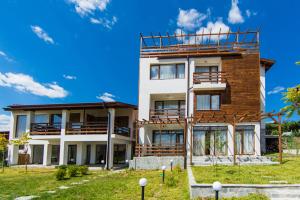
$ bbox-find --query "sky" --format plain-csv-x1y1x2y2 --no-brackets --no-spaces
0,0,299,130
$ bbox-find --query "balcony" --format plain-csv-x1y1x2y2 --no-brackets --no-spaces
30,123,61,135
193,71,227,91
135,144,185,156
149,109,185,120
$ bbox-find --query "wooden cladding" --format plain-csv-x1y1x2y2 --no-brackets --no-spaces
135,144,185,156
194,53,261,122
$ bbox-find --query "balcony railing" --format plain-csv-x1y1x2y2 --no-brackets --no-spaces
66,122,107,135
30,123,61,135
193,72,227,84
150,109,185,119
135,144,185,156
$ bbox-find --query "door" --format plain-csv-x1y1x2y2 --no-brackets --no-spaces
114,144,126,164
235,126,255,155
95,144,106,164
32,145,44,164
51,145,60,165
68,145,77,164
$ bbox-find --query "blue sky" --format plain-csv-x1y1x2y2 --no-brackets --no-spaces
0,0,299,130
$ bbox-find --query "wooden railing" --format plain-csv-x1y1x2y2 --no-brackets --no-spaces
150,109,185,119
114,126,130,137
193,71,226,84
66,122,108,135
30,123,61,135
135,144,185,156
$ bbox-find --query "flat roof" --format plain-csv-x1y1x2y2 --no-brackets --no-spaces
4,101,137,111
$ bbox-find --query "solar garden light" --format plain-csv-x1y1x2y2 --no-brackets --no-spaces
161,165,166,183
101,160,105,164
170,159,174,171
212,181,222,200
139,178,147,200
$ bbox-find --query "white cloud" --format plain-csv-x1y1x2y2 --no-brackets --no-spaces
228,0,244,24
268,86,285,95
90,16,117,29
30,25,55,44
96,92,115,102
0,114,10,131
0,72,68,98
0,51,13,62
63,74,77,80
177,8,207,31
196,18,230,41
246,9,257,18
68,0,110,16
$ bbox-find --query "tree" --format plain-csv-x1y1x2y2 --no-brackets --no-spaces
281,84,300,118
0,135,8,173
10,132,31,172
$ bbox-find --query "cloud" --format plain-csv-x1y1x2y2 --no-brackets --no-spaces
68,0,110,16
0,114,10,131
228,0,244,24
30,25,55,44
90,16,117,29
268,86,285,95
96,92,115,102
197,18,230,41
245,9,257,18
0,51,13,62
177,8,207,31
63,74,77,80
0,72,68,98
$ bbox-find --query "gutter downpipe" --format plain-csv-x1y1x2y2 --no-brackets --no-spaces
185,56,190,169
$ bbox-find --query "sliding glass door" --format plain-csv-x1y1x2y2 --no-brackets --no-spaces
235,126,255,155
193,126,227,156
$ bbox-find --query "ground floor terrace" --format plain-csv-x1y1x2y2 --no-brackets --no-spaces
8,137,133,168
135,120,263,166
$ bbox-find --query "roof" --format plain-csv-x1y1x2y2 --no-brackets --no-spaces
260,58,275,71
4,101,137,111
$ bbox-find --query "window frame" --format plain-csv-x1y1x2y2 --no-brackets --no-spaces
15,115,27,138
150,63,185,80
196,94,221,111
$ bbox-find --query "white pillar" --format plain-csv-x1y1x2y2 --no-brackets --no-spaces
43,144,50,166
126,143,132,161
8,144,18,165
76,142,83,165
254,123,261,156
227,125,234,156
106,108,115,169
26,111,34,134
59,141,66,165
186,124,192,163
90,143,96,164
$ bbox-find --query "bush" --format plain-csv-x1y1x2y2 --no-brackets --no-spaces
58,165,67,170
173,164,182,173
79,165,89,175
166,173,178,187
56,168,66,180
68,165,79,177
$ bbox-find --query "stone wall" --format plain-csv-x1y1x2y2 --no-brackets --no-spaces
129,156,184,170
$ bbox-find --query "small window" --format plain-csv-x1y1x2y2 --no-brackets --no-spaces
15,115,27,138
150,64,185,80
196,94,220,111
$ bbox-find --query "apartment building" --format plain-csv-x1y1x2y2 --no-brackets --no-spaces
134,30,274,167
5,102,137,169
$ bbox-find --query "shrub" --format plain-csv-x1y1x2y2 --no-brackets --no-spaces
166,173,178,187
79,165,89,175
173,164,182,173
56,168,66,180
68,165,79,177
58,165,67,170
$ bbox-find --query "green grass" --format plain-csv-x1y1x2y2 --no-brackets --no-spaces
192,154,300,184
0,168,189,200
198,193,269,200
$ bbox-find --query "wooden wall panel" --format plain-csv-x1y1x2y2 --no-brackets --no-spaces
194,53,261,122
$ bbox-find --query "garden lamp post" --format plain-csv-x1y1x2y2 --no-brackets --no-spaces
170,159,173,171
161,165,166,183
212,181,222,200
139,178,147,200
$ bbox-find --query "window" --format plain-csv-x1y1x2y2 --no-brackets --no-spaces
195,66,219,83
50,114,62,124
235,126,255,155
152,130,183,146
196,94,220,110
154,100,185,117
150,64,185,80
34,114,48,123
15,115,27,138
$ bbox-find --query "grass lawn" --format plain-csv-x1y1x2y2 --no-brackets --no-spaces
192,154,300,184
0,167,189,200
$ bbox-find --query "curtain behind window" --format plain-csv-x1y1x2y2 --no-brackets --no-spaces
197,95,210,110
177,64,185,78
16,115,27,138
150,65,159,79
211,95,220,110
244,130,254,154
160,65,176,79
193,130,206,156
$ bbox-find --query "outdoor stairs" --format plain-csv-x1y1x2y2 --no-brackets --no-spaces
192,155,279,166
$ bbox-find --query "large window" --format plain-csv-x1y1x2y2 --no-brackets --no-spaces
34,114,48,123
235,126,255,155
150,64,185,80
15,115,27,138
152,130,183,146
196,94,220,110
154,100,185,118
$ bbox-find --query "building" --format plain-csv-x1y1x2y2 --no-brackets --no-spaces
5,102,137,169
133,30,274,168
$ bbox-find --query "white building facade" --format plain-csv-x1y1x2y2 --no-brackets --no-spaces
6,102,137,169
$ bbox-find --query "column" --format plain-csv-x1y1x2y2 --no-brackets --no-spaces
227,125,234,156
126,143,132,161
106,108,115,169
90,143,96,164
76,142,83,165
8,144,18,165
26,111,34,134
59,141,66,165
43,144,50,166
59,110,68,165
254,123,261,156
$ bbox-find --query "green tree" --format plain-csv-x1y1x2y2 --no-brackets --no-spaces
282,84,300,117
10,132,31,172
0,135,8,173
